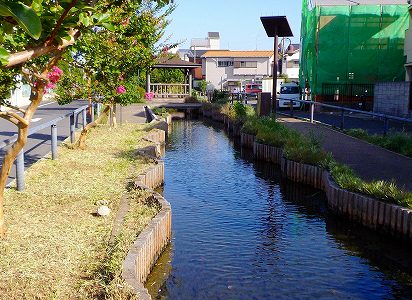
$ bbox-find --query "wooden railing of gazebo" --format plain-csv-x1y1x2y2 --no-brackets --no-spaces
150,83,190,98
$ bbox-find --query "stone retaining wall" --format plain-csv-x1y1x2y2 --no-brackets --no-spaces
122,128,172,299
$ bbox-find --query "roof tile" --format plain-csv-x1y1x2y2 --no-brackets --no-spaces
201,50,274,58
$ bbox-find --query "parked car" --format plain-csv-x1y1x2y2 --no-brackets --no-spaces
245,83,262,98
278,82,301,108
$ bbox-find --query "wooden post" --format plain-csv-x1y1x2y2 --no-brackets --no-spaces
189,71,193,96
146,72,151,92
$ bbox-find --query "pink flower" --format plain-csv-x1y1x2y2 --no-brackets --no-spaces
118,75,124,81
52,66,63,76
116,85,126,94
47,66,63,84
46,83,56,90
145,92,154,100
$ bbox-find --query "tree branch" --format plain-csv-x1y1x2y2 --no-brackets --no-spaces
0,112,27,127
1,102,26,114
5,30,80,68
44,0,79,46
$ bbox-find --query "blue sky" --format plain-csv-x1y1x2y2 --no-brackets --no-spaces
164,0,303,51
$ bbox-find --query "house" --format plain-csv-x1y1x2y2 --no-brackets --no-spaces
300,0,409,109
280,43,300,81
201,50,274,91
176,32,222,85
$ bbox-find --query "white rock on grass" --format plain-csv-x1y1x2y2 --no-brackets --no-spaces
97,205,111,216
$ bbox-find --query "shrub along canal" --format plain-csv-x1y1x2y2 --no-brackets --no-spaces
145,120,412,299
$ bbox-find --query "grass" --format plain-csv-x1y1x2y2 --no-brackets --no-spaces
236,110,412,208
325,159,412,209
0,123,159,299
346,128,412,157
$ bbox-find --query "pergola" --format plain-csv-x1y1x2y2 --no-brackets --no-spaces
146,57,201,99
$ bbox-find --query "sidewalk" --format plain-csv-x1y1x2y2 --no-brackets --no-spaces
278,117,412,192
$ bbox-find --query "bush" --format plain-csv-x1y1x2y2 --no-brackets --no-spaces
211,89,229,103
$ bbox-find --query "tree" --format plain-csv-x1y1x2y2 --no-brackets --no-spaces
0,0,171,237
198,79,208,94
55,2,173,147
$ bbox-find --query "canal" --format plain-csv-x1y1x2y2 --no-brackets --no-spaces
146,120,412,299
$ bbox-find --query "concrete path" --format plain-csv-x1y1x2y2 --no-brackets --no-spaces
278,117,412,192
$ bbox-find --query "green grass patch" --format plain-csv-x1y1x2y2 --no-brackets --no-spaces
0,123,159,299
325,159,412,209
346,128,412,157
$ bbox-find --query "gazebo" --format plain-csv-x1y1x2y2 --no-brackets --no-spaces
146,57,201,99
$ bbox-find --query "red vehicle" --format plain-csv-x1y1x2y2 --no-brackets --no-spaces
244,83,262,98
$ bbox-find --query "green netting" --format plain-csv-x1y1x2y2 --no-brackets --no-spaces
299,1,409,97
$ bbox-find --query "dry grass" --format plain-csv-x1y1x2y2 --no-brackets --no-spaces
0,123,158,299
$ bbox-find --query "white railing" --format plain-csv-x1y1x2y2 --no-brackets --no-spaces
150,83,189,98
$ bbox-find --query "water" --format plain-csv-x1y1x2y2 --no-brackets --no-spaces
146,120,412,299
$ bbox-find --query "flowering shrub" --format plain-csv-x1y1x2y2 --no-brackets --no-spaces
116,85,126,94
145,92,154,100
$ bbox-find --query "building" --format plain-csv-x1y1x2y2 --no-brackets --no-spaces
176,32,222,83
280,43,300,81
201,50,274,91
372,1,412,117
405,3,412,81
300,0,409,109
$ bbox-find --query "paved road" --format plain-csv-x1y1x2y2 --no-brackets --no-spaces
0,100,88,185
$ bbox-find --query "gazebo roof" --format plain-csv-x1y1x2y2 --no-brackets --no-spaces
152,57,201,69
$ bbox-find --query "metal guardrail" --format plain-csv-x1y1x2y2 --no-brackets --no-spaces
0,102,102,191
276,97,412,134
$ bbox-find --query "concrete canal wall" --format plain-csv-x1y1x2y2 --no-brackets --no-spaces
122,125,172,300
201,108,412,243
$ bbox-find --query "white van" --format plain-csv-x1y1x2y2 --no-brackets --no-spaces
278,82,301,108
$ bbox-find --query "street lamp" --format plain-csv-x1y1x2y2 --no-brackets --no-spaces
279,37,293,76
260,16,293,117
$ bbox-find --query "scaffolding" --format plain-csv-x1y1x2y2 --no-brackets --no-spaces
300,0,409,102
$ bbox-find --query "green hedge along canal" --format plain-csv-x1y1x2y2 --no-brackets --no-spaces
146,120,412,299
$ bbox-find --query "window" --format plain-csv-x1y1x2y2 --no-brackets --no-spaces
234,61,257,68
218,61,233,67
280,85,300,94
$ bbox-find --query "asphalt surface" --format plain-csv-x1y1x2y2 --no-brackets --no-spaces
0,100,88,185
279,117,412,192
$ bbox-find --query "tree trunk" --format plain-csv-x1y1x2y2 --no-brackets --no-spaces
112,103,117,128
0,83,46,237
75,105,110,150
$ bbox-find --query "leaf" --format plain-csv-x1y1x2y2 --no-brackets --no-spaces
79,12,90,27
0,47,10,65
102,22,115,31
0,2,42,40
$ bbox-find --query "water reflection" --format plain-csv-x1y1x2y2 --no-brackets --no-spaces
146,120,412,299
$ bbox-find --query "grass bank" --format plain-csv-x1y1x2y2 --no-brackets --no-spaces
216,101,412,208
0,123,159,299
